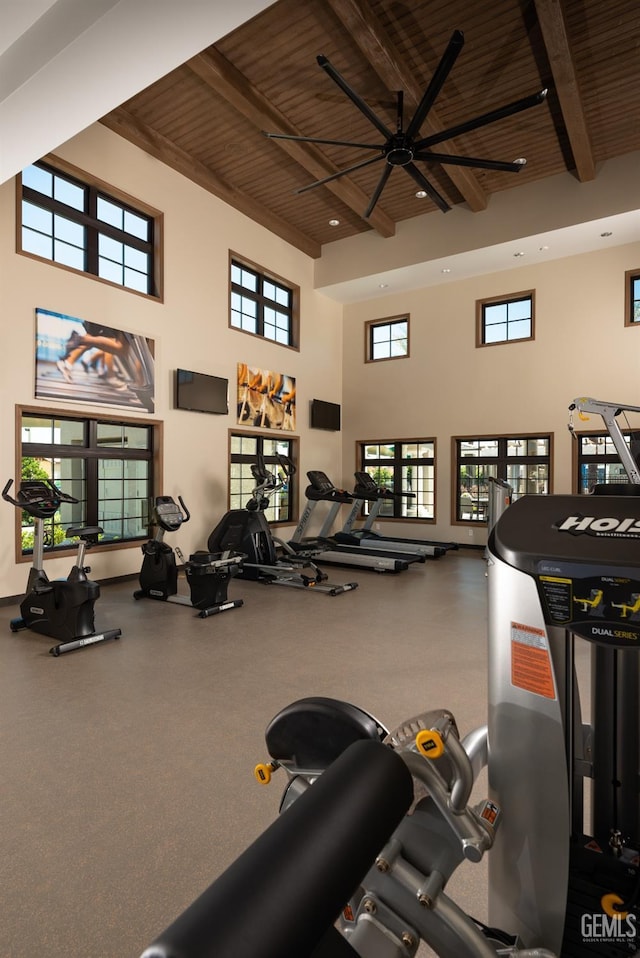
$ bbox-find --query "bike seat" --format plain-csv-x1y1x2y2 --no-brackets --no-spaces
265,696,387,769
66,525,103,540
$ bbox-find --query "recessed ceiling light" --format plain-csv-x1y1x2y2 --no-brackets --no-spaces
415,190,428,199
379,283,388,288
329,218,340,226
539,245,549,251
513,157,527,166
441,268,451,274
513,251,525,257
601,231,613,237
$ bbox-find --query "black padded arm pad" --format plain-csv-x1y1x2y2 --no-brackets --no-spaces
140,738,413,958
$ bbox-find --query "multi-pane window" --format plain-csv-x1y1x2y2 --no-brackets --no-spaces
359,440,435,519
230,255,298,348
230,433,297,523
476,291,535,346
454,434,551,522
365,316,409,362
573,431,640,493
18,409,156,555
19,159,161,297
625,270,640,326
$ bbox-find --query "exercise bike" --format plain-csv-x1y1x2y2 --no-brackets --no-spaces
3,478,122,656
207,455,358,596
134,495,244,617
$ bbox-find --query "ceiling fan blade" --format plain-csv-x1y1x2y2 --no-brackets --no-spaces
405,29,465,139
414,151,527,173
317,55,393,140
263,131,382,150
404,163,451,212
414,89,548,150
294,154,384,195
364,165,393,218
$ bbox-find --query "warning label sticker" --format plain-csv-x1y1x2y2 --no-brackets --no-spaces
511,621,556,699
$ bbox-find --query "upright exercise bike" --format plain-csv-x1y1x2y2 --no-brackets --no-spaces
134,495,244,617
3,478,122,656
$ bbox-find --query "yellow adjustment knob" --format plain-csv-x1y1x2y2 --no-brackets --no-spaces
416,729,445,759
601,893,628,919
254,762,273,785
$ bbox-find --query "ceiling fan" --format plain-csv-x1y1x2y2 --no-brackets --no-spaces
263,30,548,218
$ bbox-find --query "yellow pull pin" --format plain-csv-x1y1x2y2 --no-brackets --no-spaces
254,762,274,785
416,729,445,759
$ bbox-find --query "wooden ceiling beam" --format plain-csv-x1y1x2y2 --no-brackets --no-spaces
99,109,321,258
533,0,595,181
187,48,396,238
325,0,488,212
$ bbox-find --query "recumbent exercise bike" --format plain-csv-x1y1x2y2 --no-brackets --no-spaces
134,494,244,617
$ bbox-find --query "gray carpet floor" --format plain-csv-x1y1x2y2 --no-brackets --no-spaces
0,550,491,958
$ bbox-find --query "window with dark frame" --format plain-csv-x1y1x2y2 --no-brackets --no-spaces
19,159,161,298
18,409,157,555
359,440,435,519
365,316,409,362
454,434,551,523
573,430,640,493
229,432,297,523
230,255,298,349
625,269,640,326
476,291,535,346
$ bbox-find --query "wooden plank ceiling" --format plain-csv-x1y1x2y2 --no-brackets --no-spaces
101,0,640,259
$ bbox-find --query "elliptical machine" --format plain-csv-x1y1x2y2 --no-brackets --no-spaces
134,495,244,617
3,478,122,656
208,455,358,596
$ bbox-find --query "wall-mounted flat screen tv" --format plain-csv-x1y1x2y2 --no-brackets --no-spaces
310,398,341,431
175,368,229,414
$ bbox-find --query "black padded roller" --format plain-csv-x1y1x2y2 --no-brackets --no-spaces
141,738,413,958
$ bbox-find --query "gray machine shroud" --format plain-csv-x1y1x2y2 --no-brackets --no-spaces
487,494,640,954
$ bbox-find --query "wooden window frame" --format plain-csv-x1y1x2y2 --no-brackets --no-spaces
624,269,640,327
357,437,436,522
476,290,535,347
365,315,410,363
229,251,300,351
14,405,162,563
228,429,299,525
17,155,163,301
452,432,552,525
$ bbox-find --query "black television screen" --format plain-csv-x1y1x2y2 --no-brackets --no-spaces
175,369,229,415
310,398,341,431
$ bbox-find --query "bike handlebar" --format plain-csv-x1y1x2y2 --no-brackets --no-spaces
2,478,79,509
177,496,191,523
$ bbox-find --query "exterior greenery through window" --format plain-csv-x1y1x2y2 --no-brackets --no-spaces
366,316,409,362
359,441,435,519
573,431,640,493
625,269,640,326
230,433,297,523
230,255,298,348
476,291,534,346
19,160,160,297
455,435,551,523
19,410,155,554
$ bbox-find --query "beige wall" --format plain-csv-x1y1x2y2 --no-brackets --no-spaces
340,242,640,548
0,123,343,598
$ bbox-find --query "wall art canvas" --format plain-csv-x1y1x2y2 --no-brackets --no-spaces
237,363,296,431
35,308,155,413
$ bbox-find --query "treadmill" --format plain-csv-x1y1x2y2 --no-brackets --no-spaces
288,471,425,574
334,471,458,558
